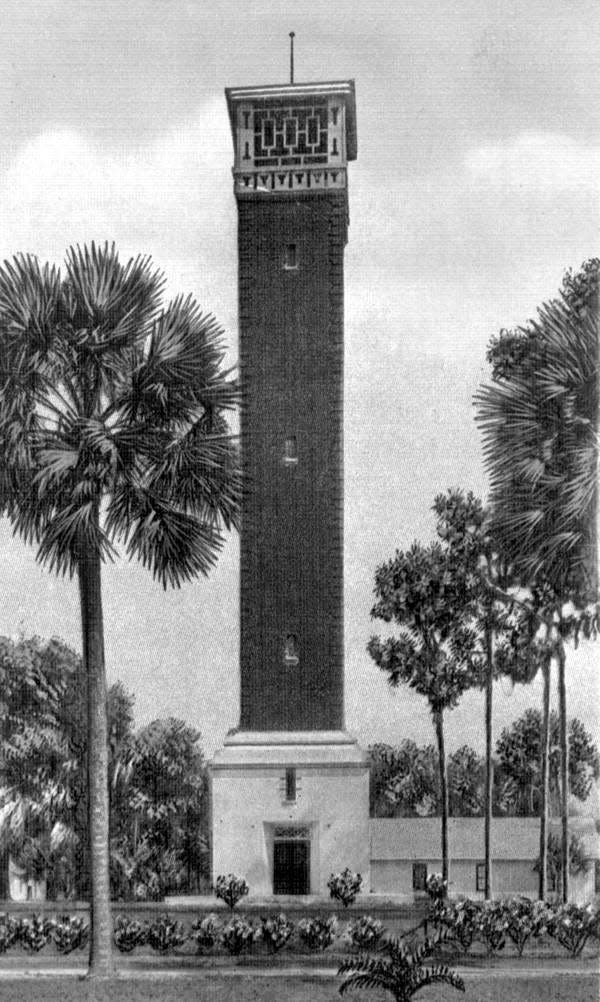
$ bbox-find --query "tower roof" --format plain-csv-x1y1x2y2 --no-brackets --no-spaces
225,80,357,161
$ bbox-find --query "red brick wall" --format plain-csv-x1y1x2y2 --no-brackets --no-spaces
237,192,347,730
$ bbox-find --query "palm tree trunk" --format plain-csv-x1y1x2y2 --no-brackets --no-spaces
484,622,494,900
538,656,551,900
434,708,449,890
557,639,569,902
78,542,114,978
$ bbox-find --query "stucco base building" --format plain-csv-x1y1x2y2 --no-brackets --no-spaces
211,731,369,896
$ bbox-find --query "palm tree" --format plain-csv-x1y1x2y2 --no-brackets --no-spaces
0,243,240,976
338,935,465,1002
475,263,599,902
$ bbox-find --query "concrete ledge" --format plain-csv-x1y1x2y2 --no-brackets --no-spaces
212,732,368,768
222,730,359,746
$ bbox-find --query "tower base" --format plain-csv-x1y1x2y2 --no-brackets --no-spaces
210,731,370,898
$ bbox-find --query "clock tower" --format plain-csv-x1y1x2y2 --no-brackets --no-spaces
210,77,369,897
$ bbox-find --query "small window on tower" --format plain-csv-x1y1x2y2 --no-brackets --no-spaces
285,768,297,802
283,244,298,270
283,436,298,465
284,635,299,666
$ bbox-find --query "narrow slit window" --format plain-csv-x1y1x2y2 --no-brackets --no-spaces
284,634,299,666
285,768,297,802
284,243,298,269
283,436,298,465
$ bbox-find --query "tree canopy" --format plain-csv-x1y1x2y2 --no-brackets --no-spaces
0,634,210,902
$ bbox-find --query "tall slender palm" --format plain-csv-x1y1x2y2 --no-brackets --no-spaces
476,271,599,902
432,489,544,901
0,243,240,976
369,541,479,888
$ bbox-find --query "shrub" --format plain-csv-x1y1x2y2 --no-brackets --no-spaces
113,915,149,953
220,917,256,955
190,913,222,952
546,902,600,957
328,868,363,908
18,915,53,952
338,934,465,1001
0,914,20,953
437,899,480,953
502,898,551,957
258,913,294,953
298,915,338,951
346,914,384,951
52,915,89,954
147,914,186,953
475,901,507,955
214,873,249,911
426,873,448,901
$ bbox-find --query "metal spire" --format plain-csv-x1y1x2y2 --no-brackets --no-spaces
289,32,295,83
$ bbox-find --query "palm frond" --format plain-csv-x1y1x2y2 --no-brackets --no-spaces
125,297,237,425
147,421,241,529
36,501,115,577
62,242,165,353
0,253,61,357
115,488,224,588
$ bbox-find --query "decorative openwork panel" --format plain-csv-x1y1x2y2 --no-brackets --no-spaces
274,826,311,841
252,100,329,166
232,93,347,194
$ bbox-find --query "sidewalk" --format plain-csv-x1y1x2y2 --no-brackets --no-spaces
0,958,597,979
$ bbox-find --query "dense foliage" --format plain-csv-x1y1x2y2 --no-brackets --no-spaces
495,709,600,816
0,635,210,901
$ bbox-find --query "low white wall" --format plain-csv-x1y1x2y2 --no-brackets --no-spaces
370,857,596,902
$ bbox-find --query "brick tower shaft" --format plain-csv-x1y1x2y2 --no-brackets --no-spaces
226,81,357,731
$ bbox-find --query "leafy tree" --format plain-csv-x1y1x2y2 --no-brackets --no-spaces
111,718,208,900
448,747,485,817
368,742,439,818
534,832,590,896
495,709,600,816
0,635,76,897
0,635,136,900
0,243,240,974
475,258,599,900
368,538,480,885
0,635,210,903
369,741,486,818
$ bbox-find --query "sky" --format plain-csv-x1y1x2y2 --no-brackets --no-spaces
0,0,598,777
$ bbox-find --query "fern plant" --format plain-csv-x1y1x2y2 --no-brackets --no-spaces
338,935,465,1002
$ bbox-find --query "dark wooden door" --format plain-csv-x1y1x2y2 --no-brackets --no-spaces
273,839,310,894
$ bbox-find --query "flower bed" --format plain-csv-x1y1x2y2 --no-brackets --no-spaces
0,898,598,962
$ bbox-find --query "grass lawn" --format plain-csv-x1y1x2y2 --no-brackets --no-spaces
0,973,597,1002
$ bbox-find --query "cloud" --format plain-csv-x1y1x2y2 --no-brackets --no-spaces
0,96,235,314
466,133,600,191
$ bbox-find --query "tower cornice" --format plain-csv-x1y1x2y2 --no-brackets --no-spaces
225,80,357,161
225,79,357,196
